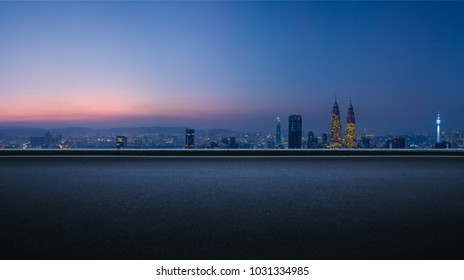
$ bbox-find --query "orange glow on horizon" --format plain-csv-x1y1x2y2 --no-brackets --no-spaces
0,88,249,123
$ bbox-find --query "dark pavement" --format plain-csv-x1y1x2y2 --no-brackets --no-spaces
1,156,463,259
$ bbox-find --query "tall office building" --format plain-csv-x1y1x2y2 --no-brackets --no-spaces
322,133,328,147
228,137,238,149
330,98,342,148
276,117,282,147
345,100,357,149
185,129,195,149
288,115,302,149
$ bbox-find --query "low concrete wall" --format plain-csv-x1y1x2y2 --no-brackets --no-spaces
1,149,464,157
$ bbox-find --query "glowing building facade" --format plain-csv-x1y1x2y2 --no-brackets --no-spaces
329,98,342,148
345,101,356,149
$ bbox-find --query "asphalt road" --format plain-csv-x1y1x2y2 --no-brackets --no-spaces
1,156,463,259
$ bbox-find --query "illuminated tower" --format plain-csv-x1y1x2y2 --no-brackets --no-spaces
276,117,282,147
436,113,441,143
345,100,356,149
288,115,302,149
329,98,342,148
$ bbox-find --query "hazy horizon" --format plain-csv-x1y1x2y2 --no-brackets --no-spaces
1,1,463,134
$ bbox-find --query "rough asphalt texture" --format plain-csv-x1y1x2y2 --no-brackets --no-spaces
1,156,463,259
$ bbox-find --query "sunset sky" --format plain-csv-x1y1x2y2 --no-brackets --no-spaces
0,1,463,133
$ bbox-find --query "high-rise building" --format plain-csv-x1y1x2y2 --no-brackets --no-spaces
330,98,342,148
345,100,356,149
322,133,328,147
275,117,282,147
44,132,52,147
288,115,302,149
307,131,317,149
185,129,195,149
436,113,441,143
228,137,238,149
116,136,127,149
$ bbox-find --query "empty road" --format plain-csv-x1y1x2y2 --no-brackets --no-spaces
1,155,463,259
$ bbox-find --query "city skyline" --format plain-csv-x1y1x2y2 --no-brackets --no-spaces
0,99,455,138
0,103,460,150
1,1,463,133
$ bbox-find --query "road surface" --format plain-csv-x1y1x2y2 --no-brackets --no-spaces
1,155,463,259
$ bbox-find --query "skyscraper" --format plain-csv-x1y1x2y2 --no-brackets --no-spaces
288,115,302,149
330,98,342,148
116,136,127,149
322,133,328,147
307,131,317,148
185,129,195,149
276,117,282,147
345,100,356,149
436,113,441,143
228,137,238,149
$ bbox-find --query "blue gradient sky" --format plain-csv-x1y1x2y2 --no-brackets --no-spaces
0,1,463,134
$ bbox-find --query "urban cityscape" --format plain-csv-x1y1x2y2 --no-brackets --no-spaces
0,98,460,150
1,1,464,268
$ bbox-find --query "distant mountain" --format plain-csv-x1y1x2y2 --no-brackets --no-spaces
0,126,200,137
0,125,245,138
52,127,96,135
108,126,188,135
0,126,101,137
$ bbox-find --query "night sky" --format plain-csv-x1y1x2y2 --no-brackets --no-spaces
0,1,463,134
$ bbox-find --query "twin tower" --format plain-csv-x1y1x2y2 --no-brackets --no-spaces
285,98,356,149
330,98,356,148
